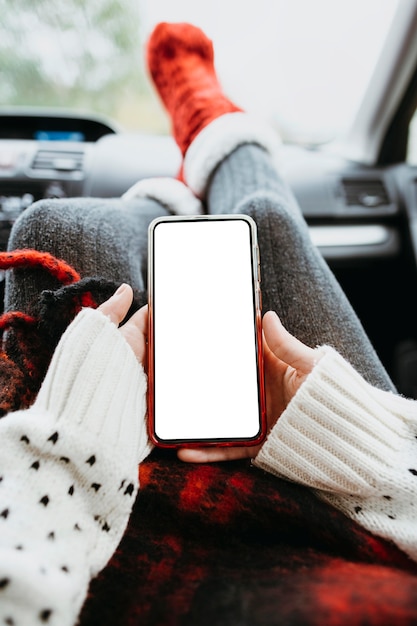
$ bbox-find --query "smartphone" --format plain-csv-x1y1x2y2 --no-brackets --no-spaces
148,214,266,448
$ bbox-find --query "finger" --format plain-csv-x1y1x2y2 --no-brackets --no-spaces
262,330,287,373
126,304,148,340
177,445,257,463
262,311,317,374
119,305,148,364
98,283,134,326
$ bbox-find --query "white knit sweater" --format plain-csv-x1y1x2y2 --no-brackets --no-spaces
0,308,151,626
254,345,417,562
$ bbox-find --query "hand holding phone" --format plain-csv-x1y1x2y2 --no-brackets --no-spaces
178,311,319,463
148,215,266,448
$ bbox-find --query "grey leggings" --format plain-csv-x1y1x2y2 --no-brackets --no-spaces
6,144,394,392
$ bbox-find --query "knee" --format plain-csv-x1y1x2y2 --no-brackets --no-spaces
236,191,304,233
8,199,67,251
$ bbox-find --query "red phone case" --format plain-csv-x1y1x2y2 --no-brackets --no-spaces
147,215,266,449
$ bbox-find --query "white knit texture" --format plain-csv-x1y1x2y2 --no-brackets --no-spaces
0,308,152,625
183,112,282,197
122,176,203,215
35,308,151,466
254,345,417,562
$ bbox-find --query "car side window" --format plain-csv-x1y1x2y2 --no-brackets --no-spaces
407,110,417,164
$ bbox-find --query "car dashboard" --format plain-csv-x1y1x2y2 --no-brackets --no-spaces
1,110,416,395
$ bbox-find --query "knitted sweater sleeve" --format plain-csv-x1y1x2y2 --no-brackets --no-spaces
253,345,417,562
0,307,152,626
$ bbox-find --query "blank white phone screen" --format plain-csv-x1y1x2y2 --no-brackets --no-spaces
152,218,261,442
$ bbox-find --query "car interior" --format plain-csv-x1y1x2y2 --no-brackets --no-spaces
1,0,417,399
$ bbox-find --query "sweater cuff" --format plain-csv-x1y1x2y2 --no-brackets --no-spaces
34,307,151,466
183,112,281,198
254,346,413,496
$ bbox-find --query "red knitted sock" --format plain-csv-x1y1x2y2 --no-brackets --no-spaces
147,22,243,156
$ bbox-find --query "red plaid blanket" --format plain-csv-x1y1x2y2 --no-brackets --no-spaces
81,450,417,625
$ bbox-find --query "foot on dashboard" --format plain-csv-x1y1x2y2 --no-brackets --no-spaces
146,22,242,156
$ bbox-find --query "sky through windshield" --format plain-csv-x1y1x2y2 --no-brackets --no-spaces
140,0,400,144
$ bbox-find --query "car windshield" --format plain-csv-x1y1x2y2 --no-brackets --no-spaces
1,0,400,146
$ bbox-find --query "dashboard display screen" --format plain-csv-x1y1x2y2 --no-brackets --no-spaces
34,130,85,142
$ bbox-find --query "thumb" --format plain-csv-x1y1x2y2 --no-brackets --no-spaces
98,283,134,326
262,311,317,374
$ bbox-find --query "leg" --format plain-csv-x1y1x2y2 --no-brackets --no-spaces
1,196,168,413
147,22,394,392
206,143,395,392
5,196,168,314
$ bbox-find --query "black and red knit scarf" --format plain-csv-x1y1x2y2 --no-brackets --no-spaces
0,249,143,415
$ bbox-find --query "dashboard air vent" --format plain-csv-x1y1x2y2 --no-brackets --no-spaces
340,178,390,208
32,149,84,172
